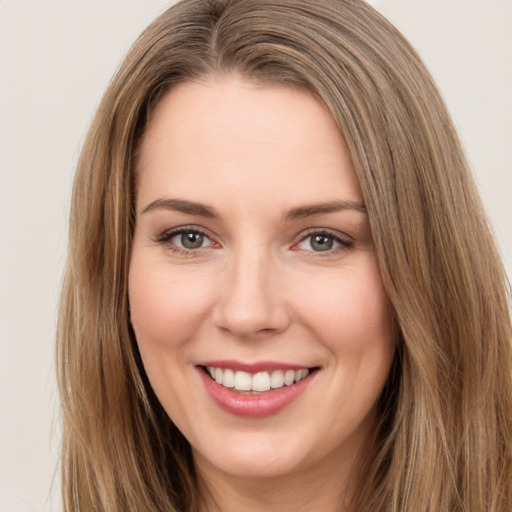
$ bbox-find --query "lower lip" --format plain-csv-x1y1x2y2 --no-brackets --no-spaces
199,368,315,418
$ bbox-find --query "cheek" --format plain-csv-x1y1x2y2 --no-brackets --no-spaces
294,259,395,359
128,259,213,350
127,257,218,421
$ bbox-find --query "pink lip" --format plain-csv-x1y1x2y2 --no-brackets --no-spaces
198,360,309,373
197,365,316,418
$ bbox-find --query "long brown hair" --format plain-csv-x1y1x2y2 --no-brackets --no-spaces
57,0,512,510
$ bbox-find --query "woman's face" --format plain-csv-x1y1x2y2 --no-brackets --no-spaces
129,76,396,483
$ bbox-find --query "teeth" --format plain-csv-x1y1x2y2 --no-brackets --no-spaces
252,372,271,392
206,366,310,392
270,370,284,389
234,371,252,391
284,369,295,386
295,368,309,382
223,368,235,388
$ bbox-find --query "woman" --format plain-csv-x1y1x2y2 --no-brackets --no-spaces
57,0,512,510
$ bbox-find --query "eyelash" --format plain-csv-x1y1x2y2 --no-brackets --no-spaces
155,226,353,256
294,229,353,256
155,226,216,256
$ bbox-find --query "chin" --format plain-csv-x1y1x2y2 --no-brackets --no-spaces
193,437,311,479
189,415,369,483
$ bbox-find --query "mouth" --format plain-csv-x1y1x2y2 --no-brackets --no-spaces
202,365,314,393
197,363,319,417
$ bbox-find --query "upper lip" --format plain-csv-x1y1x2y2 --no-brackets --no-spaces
197,360,316,373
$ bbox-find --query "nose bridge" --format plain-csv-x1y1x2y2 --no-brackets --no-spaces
214,242,289,338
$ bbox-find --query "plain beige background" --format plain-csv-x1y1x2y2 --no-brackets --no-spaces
0,1,510,510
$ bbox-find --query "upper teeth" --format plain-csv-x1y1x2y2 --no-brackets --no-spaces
206,367,310,392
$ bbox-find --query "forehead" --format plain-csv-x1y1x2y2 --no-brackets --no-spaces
136,76,362,213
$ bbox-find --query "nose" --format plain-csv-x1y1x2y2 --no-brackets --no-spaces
213,250,291,339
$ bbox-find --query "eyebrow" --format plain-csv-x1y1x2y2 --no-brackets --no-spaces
284,200,366,220
141,197,366,219
141,198,219,218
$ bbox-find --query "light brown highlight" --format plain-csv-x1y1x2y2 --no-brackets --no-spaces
57,1,512,510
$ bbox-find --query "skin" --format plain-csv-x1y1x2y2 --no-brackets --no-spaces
129,76,396,512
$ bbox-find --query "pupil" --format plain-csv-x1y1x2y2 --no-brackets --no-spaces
181,232,204,249
311,235,333,251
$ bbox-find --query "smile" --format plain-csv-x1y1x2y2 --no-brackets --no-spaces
205,366,310,392
198,363,318,417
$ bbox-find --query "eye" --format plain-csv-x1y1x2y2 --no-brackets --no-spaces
156,227,216,253
172,231,210,250
296,230,352,253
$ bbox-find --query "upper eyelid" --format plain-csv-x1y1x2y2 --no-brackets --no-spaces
296,227,352,242
158,225,214,240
